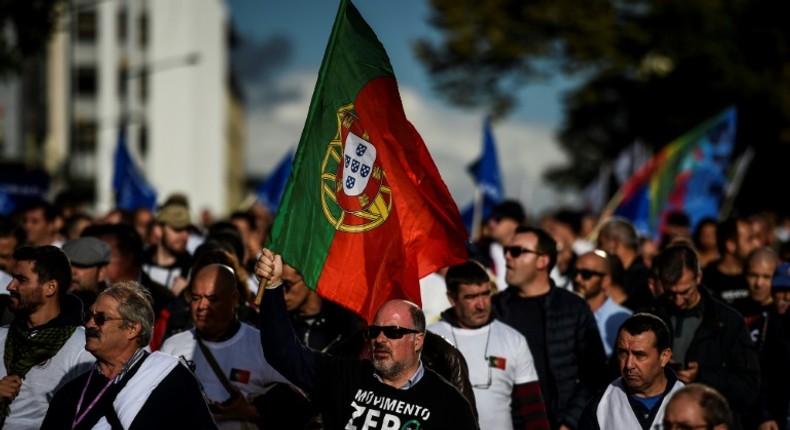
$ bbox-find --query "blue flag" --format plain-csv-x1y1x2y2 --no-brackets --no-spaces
113,128,157,211
256,149,294,213
463,117,504,234
467,116,504,203
607,107,737,238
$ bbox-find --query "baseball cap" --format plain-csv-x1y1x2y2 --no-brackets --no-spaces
156,204,193,230
62,237,111,267
772,262,790,291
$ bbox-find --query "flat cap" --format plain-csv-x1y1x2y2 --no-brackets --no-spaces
156,204,194,230
63,237,111,267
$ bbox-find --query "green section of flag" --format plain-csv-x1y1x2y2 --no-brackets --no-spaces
266,0,396,290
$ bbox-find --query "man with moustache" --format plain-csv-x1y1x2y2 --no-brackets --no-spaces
42,282,216,429
0,246,93,429
256,249,478,429
578,313,684,430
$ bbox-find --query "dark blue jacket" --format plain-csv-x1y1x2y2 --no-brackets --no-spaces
493,283,607,429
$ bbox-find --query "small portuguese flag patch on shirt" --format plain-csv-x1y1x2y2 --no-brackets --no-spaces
488,356,506,370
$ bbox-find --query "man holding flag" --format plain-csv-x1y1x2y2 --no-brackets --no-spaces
253,0,477,426
256,249,478,429
260,0,468,323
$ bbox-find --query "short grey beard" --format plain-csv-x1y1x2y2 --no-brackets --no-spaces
373,357,409,380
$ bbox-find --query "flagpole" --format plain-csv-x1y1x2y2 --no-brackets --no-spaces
719,147,754,220
470,186,483,241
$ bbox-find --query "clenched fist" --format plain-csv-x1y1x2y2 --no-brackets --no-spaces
254,248,283,288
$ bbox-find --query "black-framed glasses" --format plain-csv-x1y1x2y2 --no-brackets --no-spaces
82,311,124,326
503,246,541,258
574,269,606,280
365,325,421,340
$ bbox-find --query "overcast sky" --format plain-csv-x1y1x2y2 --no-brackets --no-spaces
228,0,580,216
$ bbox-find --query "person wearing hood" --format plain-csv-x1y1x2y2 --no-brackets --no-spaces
428,260,549,430
0,245,93,429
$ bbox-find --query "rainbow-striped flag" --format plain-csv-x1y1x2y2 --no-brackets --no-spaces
603,107,737,239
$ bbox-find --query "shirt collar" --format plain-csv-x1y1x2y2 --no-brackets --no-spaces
373,361,425,390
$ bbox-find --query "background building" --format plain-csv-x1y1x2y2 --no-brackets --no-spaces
40,0,244,219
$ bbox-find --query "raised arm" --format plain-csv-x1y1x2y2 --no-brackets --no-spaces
255,249,320,393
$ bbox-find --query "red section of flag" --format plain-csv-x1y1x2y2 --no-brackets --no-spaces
318,77,468,323
229,368,251,384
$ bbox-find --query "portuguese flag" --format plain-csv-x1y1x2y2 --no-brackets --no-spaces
266,0,468,322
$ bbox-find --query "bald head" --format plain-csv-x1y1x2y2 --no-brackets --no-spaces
746,246,779,267
664,384,732,429
374,300,425,333
194,264,236,295
190,264,239,339
745,247,779,306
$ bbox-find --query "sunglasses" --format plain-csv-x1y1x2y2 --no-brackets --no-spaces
503,246,541,258
365,325,421,340
82,311,124,326
575,269,606,280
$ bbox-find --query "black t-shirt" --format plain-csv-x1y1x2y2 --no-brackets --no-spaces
702,264,749,305
312,357,478,430
498,293,551,406
623,258,653,311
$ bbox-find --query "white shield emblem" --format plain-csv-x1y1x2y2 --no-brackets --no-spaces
342,132,377,197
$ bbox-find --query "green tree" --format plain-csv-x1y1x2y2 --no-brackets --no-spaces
417,0,790,215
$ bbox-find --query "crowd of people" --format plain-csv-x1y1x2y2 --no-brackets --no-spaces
0,191,788,429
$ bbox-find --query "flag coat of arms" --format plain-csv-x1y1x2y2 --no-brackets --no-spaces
266,0,468,322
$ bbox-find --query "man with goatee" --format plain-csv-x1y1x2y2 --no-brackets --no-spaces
0,246,93,429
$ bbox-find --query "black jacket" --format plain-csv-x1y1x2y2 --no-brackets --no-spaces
493,283,607,429
746,307,790,429
651,286,760,429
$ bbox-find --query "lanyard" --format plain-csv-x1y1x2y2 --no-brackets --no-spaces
71,349,145,429
72,371,113,429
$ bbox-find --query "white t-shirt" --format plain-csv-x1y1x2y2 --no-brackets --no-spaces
160,323,292,430
428,319,539,430
0,326,94,430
